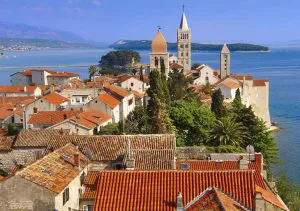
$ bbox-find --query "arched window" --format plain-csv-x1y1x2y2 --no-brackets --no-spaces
155,57,159,66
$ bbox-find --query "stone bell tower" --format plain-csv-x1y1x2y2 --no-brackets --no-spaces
220,43,231,79
177,6,191,72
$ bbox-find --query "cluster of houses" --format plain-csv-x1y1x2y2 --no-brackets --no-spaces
0,69,149,135
0,130,288,210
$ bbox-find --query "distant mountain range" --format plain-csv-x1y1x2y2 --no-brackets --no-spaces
110,40,270,52
0,21,105,48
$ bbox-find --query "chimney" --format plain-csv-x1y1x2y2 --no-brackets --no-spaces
126,139,135,170
63,114,67,120
255,192,265,211
176,192,184,211
74,146,80,169
238,156,249,170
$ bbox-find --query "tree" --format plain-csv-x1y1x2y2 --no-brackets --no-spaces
168,69,189,101
147,70,174,134
99,123,121,135
203,83,213,96
99,50,141,69
211,89,226,118
139,65,144,82
161,73,170,104
88,65,99,79
168,100,216,146
232,88,243,112
125,106,150,134
276,172,300,211
209,116,248,147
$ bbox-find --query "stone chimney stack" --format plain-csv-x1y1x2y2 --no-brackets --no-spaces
238,156,249,170
74,146,80,169
255,192,265,211
176,192,184,211
126,139,135,170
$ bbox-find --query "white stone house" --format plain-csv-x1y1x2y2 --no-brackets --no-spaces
104,85,135,121
83,92,121,123
192,65,219,85
0,86,42,97
49,109,112,135
23,93,69,129
118,75,149,93
169,55,178,64
219,81,241,100
10,70,80,86
58,88,97,109
0,143,88,211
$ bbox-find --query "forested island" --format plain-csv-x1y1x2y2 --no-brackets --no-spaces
110,40,270,52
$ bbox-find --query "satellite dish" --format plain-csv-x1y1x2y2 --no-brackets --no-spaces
246,145,255,154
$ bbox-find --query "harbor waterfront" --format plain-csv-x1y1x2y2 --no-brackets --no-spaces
1,47,300,183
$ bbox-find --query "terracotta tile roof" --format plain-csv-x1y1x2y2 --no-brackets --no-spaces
185,187,249,211
14,129,70,148
18,143,87,193
68,109,111,129
19,70,33,76
42,93,69,105
86,76,115,88
81,171,99,199
253,79,269,87
256,186,288,210
128,149,175,170
0,136,15,151
28,110,82,126
169,63,183,70
104,85,130,98
97,92,121,108
45,134,176,163
0,107,14,120
221,81,241,89
118,74,134,83
152,31,167,54
177,153,265,189
131,90,144,99
213,71,219,77
93,170,256,210
0,86,38,93
230,74,253,81
0,96,35,106
47,71,79,77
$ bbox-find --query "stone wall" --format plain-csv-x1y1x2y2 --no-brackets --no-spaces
0,148,44,173
0,175,56,211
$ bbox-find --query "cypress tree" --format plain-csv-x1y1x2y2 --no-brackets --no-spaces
211,89,226,118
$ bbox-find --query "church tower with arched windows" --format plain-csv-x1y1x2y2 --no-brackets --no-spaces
150,28,170,77
177,8,191,72
220,43,231,79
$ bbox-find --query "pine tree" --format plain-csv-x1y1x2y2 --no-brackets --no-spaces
232,88,243,111
161,73,170,104
168,69,189,101
139,65,144,82
211,89,226,118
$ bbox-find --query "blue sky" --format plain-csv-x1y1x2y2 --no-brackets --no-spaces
1,0,300,44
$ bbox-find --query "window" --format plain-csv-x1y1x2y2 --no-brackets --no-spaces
128,98,133,106
83,205,93,211
154,57,159,66
186,53,188,56
185,44,188,48
131,82,134,87
181,53,183,56
180,44,184,48
33,107,38,113
63,188,69,205
205,76,209,83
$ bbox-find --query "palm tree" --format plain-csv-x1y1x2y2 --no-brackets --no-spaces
209,116,248,147
88,65,99,79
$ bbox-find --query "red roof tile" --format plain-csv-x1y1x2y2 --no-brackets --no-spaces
18,143,88,193
94,170,256,210
221,81,241,89
47,71,79,77
230,74,253,81
104,85,130,98
28,110,81,126
81,171,99,199
176,153,266,189
42,93,69,105
69,109,111,129
0,86,38,93
0,136,15,151
253,79,269,87
256,186,287,210
170,63,183,70
186,187,249,211
0,96,35,106
97,92,120,108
